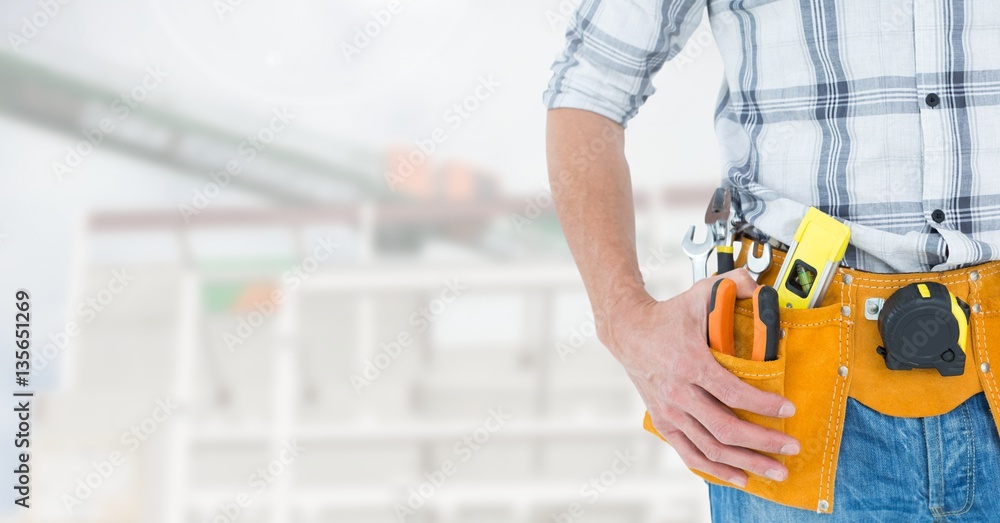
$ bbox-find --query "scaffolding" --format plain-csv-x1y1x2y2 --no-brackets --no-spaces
28,202,710,523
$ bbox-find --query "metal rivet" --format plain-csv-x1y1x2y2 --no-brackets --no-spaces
973,303,983,314
841,306,852,317
842,274,853,285
982,363,991,374
971,271,980,282
838,366,848,377
818,500,830,512
779,329,786,340
864,298,885,321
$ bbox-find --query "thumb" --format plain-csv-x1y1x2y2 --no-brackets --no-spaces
728,268,760,298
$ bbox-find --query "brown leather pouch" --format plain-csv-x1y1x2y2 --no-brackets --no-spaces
645,297,846,513
644,239,1000,514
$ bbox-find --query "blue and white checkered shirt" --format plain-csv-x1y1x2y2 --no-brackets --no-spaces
544,0,1000,273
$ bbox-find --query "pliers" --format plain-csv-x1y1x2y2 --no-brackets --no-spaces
641,277,780,442
707,278,780,361
706,187,736,275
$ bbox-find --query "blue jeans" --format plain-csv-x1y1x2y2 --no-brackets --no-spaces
709,393,1000,522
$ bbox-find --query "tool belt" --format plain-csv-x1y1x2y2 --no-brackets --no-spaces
645,237,1000,514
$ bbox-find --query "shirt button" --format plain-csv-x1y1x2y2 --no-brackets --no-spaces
926,93,941,107
932,209,946,223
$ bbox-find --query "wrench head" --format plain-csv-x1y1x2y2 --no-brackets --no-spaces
682,225,715,256
745,242,773,273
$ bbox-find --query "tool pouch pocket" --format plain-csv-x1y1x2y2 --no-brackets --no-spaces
711,310,786,435
646,299,848,513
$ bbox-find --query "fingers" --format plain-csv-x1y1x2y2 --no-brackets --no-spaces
694,360,796,418
654,417,748,488
728,268,759,298
649,391,794,484
700,268,756,293
683,386,800,456
690,270,757,318
674,410,789,482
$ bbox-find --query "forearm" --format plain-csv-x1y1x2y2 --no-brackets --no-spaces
546,109,796,484
545,108,651,348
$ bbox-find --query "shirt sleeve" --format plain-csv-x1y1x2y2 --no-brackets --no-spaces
542,0,708,128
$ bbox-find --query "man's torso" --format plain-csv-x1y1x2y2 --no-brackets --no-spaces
545,0,1000,272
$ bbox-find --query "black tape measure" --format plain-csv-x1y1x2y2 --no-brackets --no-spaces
876,282,971,377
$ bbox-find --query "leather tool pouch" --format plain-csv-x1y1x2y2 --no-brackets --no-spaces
645,298,846,514
643,240,1000,514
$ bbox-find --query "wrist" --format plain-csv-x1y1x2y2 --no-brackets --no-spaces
594,284,653,348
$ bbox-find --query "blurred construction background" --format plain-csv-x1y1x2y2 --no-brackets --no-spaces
0,1,727,522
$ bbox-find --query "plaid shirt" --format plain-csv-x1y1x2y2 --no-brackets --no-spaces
544,0,1000,273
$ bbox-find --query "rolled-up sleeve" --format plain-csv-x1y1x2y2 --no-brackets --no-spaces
543,0,708,128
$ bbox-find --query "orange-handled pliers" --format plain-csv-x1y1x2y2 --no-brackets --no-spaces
750,285,780,362
707,279,738,356
642,280,779,437
705,278,778,360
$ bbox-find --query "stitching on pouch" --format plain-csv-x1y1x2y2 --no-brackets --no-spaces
974,278,999,417
727,370,784,379
974,279,999,421
854,281,967,291
734,306,840,328
846,263,1000,285
818,282,847,507
780,319,841,328
850,267,997,288
974,280,993,403
827,282,850,503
